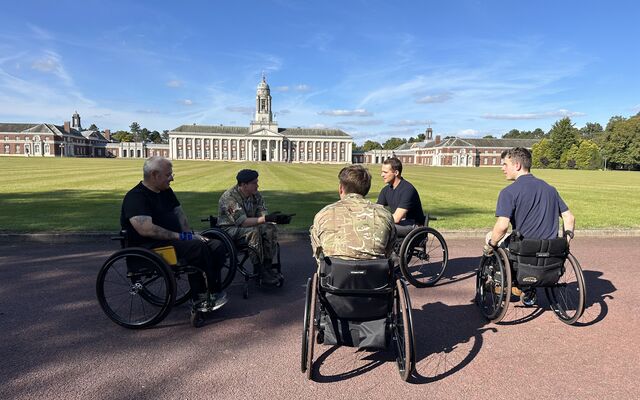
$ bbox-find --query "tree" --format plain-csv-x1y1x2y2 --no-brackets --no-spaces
503,129,521,138
88,123,99,131
161,130,170,144
483,135,496,139
383,137,407,150
575,140,602,170
562,144,580,169
362,140,383,151
532,128,546,138
548,118,579,167
129,122,141,140
139,128,150,142
579,122,603,140
148,130,162,143
111,130,134,142
532,138,552,168
600,115,640,169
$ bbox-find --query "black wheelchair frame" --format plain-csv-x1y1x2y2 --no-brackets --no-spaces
96,231,209,329
301,257,416,381
200,215,283,299
395,214,449,288
475,240,587,325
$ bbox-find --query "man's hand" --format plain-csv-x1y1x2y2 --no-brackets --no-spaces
482,244,494,257
265,212,295,224
193,233,209,242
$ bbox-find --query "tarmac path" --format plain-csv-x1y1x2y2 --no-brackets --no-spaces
0,236,638,400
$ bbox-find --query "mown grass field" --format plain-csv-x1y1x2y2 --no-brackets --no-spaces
1,157,638,232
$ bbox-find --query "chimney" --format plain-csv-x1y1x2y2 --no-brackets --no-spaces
103,129,111,140
435,135,441,145
64,121,70,133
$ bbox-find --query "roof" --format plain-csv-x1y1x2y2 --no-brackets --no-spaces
171,124,351,139
393,137,539,151
0,123,42,133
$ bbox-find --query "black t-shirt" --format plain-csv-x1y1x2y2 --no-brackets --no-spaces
377,178,425,225
120,182,181,246
495,174,569,240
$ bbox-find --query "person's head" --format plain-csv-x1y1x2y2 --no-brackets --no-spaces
338,165,371,197
236,169,259,196
142,156,173,192
381,157,403,185
501,147,532,180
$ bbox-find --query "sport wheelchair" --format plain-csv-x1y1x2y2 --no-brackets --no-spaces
96,230,222,329
476,233,586,325
200,215,285,299
301,257,416,381
396,214,449,288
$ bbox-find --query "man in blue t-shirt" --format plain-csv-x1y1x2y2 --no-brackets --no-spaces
377,157,425,237
484,147,575,305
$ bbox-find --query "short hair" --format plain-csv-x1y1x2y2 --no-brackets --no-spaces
143,156,170,179
382,157,403,175
502,147,532,171
338,165,371,196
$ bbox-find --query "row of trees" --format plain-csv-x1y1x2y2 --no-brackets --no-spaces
109,122,169,144
353,132,429,152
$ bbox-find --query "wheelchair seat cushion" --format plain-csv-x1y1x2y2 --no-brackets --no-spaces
508,238,568,287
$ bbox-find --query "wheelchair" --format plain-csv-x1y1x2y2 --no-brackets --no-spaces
200,216,284,299
395,214,449,288
96,231,222,329
301,257,416,381
475,233,586,325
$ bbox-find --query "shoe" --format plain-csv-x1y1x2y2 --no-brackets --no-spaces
190,309,205,328
260,266,280,286
522,289,537,307
208,291,228,311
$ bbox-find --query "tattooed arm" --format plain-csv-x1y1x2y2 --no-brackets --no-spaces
173,206,191,232
129,215,180,241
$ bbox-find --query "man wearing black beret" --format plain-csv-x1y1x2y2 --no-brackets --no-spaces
217,169,281,286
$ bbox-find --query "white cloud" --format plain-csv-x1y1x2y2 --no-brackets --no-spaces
274,86,290,92
166,80,183,88
390,119,435,127
458,129,480,136
180,99,193,105
226,106,253,115
482,109,585,120
294,84,311,92
415,92,453,104
337,119,384,126
318,109,373,117
30,50,73,86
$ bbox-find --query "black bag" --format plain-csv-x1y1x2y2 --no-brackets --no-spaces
508,237,568,287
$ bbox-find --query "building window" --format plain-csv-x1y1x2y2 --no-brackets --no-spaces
123,149,127,157
484,158,488,165
16,144,21,153
4,144,9,153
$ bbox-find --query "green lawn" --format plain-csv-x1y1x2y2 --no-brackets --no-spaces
1,158,638,232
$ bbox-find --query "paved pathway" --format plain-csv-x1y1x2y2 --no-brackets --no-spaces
0,237,637,399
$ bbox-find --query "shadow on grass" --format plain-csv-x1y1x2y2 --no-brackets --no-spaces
1,189,487,233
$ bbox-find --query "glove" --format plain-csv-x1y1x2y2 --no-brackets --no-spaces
265,211,281,223
482,244,494,257
265,212,295,224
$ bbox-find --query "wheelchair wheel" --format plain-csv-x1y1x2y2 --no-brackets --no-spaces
545,253,586,325
399,227,448,288
96,248,176,329
301,274,318,379
476,248,511,323
392,278,416,381
173,269,192,305
201,228,238,289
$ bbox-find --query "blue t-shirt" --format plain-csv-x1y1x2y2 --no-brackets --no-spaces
495,174,568,240
377,178,425,225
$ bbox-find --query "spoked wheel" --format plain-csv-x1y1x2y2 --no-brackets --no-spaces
392,278,415,381
173,269,192,305
399,227,448,287
96,248,176,329
545,253,586,325
301,274,318,380
476,248,512,323
201,228,238,289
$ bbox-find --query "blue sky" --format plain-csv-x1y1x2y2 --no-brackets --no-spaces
1,0,639,144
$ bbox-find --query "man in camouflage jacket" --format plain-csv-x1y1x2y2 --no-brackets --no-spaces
310,165,396,260
217,169,280,286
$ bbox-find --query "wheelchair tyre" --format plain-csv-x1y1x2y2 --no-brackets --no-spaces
399,227,448,288
392,278,415,381
173,269,192,305
201,228,238,289
301,274,318,379
96,248,176,329
476,248,511,323
545,253,586,325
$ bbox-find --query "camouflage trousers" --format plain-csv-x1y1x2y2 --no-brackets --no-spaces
222,223,278,266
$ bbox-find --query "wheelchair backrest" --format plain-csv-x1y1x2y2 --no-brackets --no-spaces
319,257,394,320
508,237,568,286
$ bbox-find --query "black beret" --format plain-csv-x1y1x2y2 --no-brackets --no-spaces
236,169,259,184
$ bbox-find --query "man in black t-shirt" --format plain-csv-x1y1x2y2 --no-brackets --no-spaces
377,157,425,237
120,156,227,321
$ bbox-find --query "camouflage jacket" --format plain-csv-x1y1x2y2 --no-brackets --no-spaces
310,193,396,260
217,185,268,227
